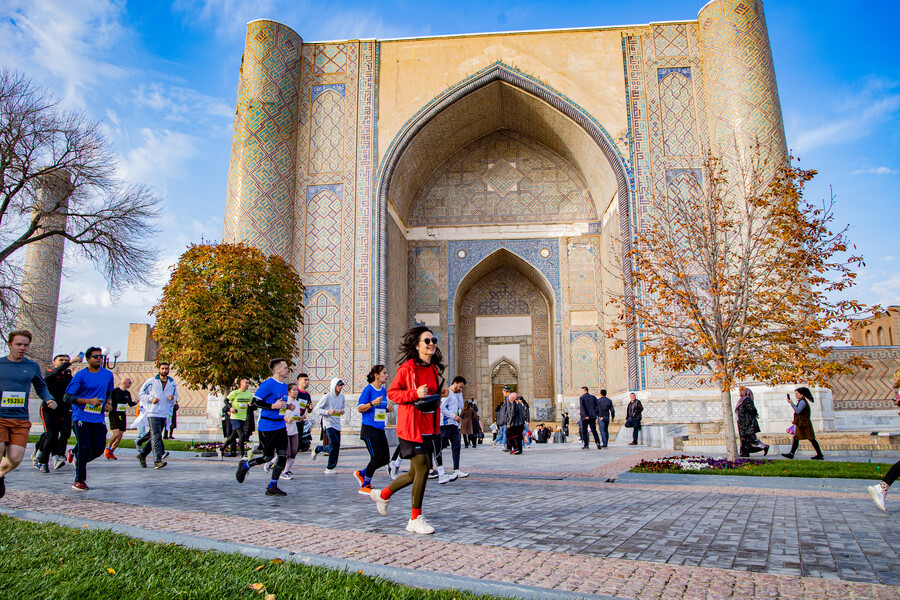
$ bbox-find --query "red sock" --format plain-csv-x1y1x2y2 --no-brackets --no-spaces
411,508,422,519
380,488,392,500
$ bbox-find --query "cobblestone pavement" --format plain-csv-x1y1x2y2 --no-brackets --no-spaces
2,442,899,599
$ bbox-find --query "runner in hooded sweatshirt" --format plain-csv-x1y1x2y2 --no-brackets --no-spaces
234,358,294,496
353,365,393,495
311,378,345,473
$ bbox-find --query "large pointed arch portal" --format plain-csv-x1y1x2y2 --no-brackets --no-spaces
375,62,638,391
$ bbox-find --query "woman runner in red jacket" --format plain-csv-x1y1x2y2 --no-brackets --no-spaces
369,326,448,534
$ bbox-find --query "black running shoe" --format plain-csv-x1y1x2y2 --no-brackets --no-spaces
236,461,250,483
265,485,287,496
0,475,5,499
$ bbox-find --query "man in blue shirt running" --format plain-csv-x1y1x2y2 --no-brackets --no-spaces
0,329,54,498
64,346,115,491
235,358,294,496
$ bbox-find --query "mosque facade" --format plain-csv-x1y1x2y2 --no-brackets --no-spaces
220,0,798,425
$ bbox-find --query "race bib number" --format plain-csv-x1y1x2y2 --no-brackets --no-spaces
279,395,288,415
117,405,128,413
374,408,386,423
84,403,103,414
297,399,308,412
1,391,26,408
236,401,247,411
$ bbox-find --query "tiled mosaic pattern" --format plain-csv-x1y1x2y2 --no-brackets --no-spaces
313,44,347,74
828,347,900,410
699,0,786,162
291,41,377,393
302,286,341,382
309,85,345,174
304,184,343,273
223,21,302,262
409,129,596,226
448,240,560,322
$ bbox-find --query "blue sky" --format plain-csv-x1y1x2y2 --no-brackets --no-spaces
1,0,897,356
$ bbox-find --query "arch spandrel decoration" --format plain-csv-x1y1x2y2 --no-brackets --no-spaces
458,266,552,400
409,129,596,226
375,62,638,389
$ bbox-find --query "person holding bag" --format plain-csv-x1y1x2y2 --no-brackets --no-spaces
369,326,448,534
625,392,643,445
781,386,824,460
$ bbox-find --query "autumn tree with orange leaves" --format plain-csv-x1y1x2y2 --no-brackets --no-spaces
151,243,305,394
605,149,874,460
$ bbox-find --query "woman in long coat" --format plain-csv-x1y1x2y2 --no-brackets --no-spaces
781,386,824,460
735,387,768,457
460,401,475,447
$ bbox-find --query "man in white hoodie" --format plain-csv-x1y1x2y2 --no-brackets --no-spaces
137,363,178,469
311,378,345,474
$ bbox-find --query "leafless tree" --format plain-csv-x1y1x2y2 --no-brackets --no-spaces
0,69,161,334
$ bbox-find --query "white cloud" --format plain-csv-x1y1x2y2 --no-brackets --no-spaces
317,9,420,40
790,79,900,154
850,166,896,175
132,83,233,133
120,128,200,183
0,0,128,106
172,0,279,38
871,273,900,307
884,256,895,262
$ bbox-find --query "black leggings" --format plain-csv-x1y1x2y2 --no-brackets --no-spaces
363,430,390,478
884,460,900,487
222,420,247,455
248,429,287,482
789,438,823,456
388,452,430,509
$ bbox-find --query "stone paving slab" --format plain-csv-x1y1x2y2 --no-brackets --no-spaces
2,489,896,600
2,442,899,599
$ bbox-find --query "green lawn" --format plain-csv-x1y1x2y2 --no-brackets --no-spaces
0,516,503,600
630,457,893,480
27,435,199,453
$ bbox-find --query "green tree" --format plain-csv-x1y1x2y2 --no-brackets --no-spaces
605,149,875,460
150,242,305,393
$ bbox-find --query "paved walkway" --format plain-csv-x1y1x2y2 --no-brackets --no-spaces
2,441,899,599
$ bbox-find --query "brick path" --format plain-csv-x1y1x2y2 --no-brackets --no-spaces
2,443,898,599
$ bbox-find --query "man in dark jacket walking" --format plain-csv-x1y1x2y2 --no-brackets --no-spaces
596,389,615,447
578,387,602,449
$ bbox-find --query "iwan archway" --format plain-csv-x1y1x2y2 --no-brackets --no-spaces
376,63,637,394
455,249,554,418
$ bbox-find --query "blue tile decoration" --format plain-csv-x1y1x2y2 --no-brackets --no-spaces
311,83,346,100
448,239,561,322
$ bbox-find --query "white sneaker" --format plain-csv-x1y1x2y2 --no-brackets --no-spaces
454,470,469,478
438,474,452,484
869,484,887,512
310,447,319,461
280,472,293,480
263,461,272,473
370,488,389,516
323,468,335,474
216,447,223,460
406,515,435,534
447,472,458,482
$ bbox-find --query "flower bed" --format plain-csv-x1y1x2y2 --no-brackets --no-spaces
631,455,771,474
629,455,888,479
